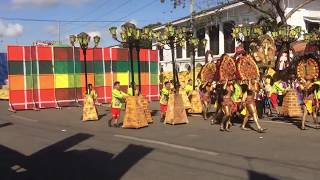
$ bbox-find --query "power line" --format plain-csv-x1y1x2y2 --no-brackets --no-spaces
61,0,132,35
62,0,115,25
101,0,158,29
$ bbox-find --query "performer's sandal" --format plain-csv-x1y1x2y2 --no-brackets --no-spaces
257,128,267,133
241,127,250,131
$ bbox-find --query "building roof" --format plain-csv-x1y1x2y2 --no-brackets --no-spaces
153,1,244,31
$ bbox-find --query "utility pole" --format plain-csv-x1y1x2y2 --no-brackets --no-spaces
190,0,197,89
58,21,61,44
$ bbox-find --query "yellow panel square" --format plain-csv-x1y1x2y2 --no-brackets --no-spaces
116,73,129,85
55,74,69,88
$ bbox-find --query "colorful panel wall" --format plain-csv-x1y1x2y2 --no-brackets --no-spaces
7,46,159,110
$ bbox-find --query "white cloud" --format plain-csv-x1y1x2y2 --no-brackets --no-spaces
0,20,23,38
11,0,92,8
87,31,101,38
45,24,59,34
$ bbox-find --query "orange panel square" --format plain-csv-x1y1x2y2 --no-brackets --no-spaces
9,75,25,90
39,75,54,89
81,74,94,88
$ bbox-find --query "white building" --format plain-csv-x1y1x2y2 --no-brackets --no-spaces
153,0,320,72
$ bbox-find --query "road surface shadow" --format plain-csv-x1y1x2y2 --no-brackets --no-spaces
0,122,13,128
248,170,279,180
0,133,153,180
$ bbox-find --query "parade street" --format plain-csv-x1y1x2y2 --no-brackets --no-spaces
0,101,319,180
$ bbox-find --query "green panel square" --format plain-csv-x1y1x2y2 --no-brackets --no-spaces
94,73,104,86
8,61,24,75
25,61,32,75
94,61,104,74
81,61,93,73
150,62,158,73
39,61,53,74
26,75,38,89
151,73,158,84
54,61,68,74
74,74,81,88
104,61,111,73
33,75,38,89
116,61,128,73
67,74,74,87
74,60,81,73
67,60,76,74
32,60,38,75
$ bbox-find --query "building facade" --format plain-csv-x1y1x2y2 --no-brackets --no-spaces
154,0,320,72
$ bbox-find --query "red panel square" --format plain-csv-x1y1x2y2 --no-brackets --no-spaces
8,46,23,61
25,90,34,103
139,49,148,62
9,90,25,103
111,48,128,61
24,46,32,61
103,48,111,61
37,46,52,60
54,47,75,61
140,85,149,96
150,50,158,62
94,86,112,103
39,89,56,101
150,85,159,95
93,48,103,60
80,48,93,61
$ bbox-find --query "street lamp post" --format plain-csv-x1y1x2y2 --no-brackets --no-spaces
303,29,320,54
153,24,188,91
70,32,100,94
232,24,263,52
109,23,153,96
271,25,302,67
186,32,207,90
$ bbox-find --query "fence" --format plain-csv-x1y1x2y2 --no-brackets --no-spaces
7,46,159,110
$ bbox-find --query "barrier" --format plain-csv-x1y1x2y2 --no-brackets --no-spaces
7,46,159,110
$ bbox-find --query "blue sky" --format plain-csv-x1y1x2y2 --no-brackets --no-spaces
0,0,198,52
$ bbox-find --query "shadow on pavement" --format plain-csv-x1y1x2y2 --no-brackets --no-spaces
0,122,13,128
0,133,153,180
248,170,279,180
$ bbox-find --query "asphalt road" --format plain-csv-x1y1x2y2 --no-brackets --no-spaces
0,101,320,180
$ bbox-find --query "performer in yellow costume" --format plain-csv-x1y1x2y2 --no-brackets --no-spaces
110,81,128,128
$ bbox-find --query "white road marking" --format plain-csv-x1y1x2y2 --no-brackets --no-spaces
114,134,219,156
261,120,294,125
10,115,38,122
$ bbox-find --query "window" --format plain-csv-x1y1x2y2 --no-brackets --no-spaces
223,21,235,53
197,28,206,57
306,21,319,33
176,44,182,58
159,48,164,61
209,25,219,55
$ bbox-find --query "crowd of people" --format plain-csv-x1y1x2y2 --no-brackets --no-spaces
182,72,319,132
106,71,320,132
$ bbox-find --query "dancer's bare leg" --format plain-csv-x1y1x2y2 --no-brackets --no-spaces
302,106,307,130
221,106,231,131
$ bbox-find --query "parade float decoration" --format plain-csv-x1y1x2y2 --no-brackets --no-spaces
282,90,303,117
199,62,217,83
296,58,319,80
250,34,276,65
236,54,260,80
218,54,237,81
